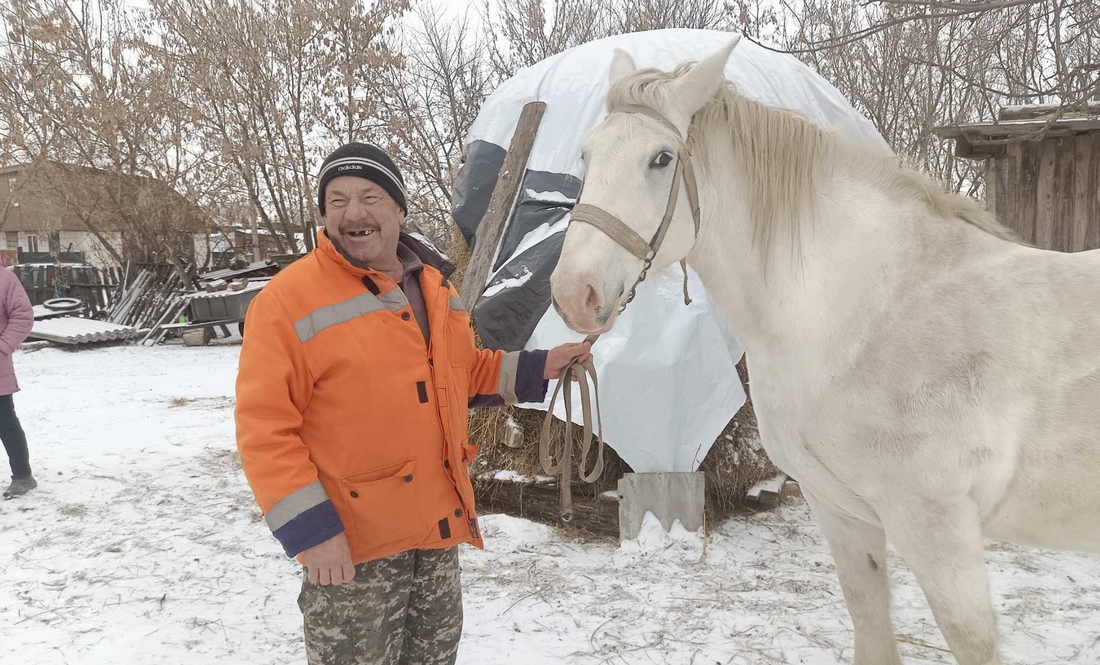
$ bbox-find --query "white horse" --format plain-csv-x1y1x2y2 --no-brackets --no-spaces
549,39,1100,665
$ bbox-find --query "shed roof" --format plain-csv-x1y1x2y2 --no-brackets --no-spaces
933,103,1100,158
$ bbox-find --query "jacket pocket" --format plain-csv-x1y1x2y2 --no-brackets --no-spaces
446,311,478,369
339,459,425,549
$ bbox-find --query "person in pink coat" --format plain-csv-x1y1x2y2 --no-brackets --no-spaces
0,266,34,498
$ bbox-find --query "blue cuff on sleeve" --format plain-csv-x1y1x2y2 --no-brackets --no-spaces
272,499,345,558
469,394,506,408
514,349,550,403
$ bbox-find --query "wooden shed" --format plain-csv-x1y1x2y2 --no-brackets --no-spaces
934,103,1100,252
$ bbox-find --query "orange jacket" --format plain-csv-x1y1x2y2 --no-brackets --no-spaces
235,230,548,564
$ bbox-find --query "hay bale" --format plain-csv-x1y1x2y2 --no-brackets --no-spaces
447,218,780,527
698,357,779,515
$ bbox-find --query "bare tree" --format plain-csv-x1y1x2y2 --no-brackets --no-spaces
721,0,1099,194
152,0,407,254
380,4,496,246
483,0,611,79
0,0,211,276
612,0,731,33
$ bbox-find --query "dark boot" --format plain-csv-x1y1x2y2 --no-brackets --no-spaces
3,474,36,498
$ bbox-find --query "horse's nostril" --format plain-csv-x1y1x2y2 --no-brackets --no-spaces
585,285,600,312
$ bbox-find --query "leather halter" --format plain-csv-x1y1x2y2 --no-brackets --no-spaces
521,104,703,521
571,104,703,309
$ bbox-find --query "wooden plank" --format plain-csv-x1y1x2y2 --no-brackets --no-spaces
985,158,998,218
1090,132,1100,251
952,118,1100,137
746,473,788,502
1004,144,1021,236
990,156,1008,222
1014,143,1036,244
460,101,547,312
1052,138,1072,253
474,475,618,539
999,101,1100,121
1034,139,1056,250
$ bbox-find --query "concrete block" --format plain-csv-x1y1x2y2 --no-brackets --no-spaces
618,472,705,542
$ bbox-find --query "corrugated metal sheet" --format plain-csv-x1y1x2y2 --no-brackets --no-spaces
30,317,140,345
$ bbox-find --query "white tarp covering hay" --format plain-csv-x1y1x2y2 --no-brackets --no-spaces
453,28,889,474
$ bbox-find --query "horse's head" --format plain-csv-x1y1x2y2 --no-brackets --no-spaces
550,39,739,335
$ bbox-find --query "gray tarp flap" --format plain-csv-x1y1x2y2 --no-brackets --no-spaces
472,230,566,351
453,154,579,352
452,140,506,246
492,171,581,273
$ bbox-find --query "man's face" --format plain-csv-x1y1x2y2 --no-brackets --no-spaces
324,176,404,267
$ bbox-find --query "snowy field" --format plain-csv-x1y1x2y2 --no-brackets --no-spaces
2,344,1098,665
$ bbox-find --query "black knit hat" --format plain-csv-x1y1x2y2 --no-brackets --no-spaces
317,142,407,216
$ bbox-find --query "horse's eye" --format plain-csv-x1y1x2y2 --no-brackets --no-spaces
651,151,673,168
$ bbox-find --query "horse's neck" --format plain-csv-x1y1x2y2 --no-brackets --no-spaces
688,148,914,365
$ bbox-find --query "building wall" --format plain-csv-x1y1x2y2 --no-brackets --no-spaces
7,229,122,269
60,231,123,269
986,131,1100,252
17,231,45,254
194,233,235,269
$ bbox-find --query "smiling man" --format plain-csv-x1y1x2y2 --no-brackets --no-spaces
234,142,591,665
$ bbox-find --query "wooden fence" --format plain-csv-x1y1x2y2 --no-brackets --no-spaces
13,264,125,313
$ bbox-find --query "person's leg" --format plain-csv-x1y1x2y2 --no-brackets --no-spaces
0,394,34,498
398,547,463,665
297,550,415,665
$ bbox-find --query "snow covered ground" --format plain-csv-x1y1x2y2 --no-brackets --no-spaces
2,344,1098,665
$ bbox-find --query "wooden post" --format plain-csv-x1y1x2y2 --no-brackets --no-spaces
460,101,547,312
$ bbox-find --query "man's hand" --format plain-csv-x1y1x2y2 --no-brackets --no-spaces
302,532,356,586
544,342,594,380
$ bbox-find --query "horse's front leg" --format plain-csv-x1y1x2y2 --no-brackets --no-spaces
884,496,1001,665
803,488,903,665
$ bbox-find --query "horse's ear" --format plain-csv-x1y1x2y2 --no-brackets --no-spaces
608,48,637,86
672,36,741,115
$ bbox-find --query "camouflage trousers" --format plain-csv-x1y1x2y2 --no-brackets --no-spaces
297,546,463,665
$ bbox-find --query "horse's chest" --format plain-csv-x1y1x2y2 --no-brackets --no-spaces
749,373,879,493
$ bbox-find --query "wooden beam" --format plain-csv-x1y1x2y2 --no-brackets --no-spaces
999,102,1100,121
461,101,547,312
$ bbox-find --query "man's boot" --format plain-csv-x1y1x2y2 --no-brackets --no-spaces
3,474,37,499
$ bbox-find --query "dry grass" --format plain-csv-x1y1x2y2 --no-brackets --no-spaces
448,219,780,522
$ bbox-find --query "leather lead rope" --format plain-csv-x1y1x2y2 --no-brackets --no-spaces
537,332,603,521
537,104,703,521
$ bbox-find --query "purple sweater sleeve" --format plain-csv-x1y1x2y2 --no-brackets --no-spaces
0,273,33,356
468,349,549,408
